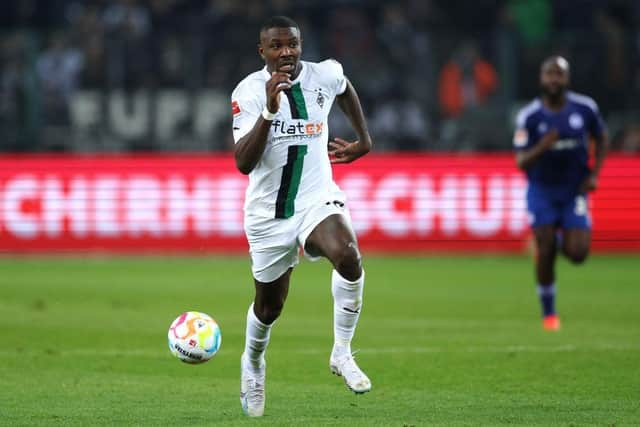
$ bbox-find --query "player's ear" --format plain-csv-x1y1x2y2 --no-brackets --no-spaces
258,44,265,60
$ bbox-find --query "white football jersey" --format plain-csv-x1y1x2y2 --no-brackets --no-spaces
231,59,347,218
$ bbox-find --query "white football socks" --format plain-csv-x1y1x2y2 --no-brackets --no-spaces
244,303,272,373
331,269,365,358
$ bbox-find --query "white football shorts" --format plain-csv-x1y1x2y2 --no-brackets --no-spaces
244,190,352,283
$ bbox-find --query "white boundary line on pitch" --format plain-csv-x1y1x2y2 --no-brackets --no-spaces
1,344,639,358
294,344,640,354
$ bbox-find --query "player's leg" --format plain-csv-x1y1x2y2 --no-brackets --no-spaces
561,229,590,264
305,212,362,279
528,191,561,330
533,225,560,330
241,269,293,417
241,213,299,417
305,213,371,393
246,270,292,371
306,214,363,355
560,194,592,264
534,225,557,286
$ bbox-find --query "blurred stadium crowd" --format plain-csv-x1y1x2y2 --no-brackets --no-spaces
1,0,639,153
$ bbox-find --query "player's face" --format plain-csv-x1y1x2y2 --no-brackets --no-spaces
259,27,302,77
540,62,569,99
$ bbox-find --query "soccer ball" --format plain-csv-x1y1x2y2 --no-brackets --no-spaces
168,311,222,364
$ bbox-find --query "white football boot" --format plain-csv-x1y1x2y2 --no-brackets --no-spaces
240,353,266,417
330,352,372,394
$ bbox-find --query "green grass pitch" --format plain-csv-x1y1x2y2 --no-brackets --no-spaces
1,255,639,426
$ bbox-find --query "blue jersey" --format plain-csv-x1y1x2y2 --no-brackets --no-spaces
513,91,605,200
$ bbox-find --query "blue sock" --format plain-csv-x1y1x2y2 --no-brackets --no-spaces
537,284,556,317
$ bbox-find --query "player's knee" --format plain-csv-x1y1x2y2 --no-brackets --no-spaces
254,302,284,325
334,242,362,281
566,246,589,264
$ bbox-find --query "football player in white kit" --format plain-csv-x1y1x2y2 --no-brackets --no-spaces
231,16,373,417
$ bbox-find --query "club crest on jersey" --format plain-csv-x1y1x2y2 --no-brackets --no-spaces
316,89,325,108
569,113,583,129
231,100,241,115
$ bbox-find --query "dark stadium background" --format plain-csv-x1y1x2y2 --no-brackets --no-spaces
1,0,639,153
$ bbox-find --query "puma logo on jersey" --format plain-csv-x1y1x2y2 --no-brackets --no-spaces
316,89,325,108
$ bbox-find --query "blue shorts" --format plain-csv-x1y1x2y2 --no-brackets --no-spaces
527,193,591,230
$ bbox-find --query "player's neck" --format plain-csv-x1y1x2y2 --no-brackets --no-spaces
266,62,303,80
542,94,567,112
288,63,302,80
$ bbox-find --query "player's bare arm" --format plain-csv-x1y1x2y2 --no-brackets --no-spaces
234,72,292,174
515,128,559,171
580,132,609,193
329,79,372,164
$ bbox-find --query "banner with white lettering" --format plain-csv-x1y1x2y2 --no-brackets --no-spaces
0,155,638,252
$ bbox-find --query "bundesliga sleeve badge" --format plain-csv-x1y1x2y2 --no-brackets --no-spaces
513,129,528,147
232,100,241,115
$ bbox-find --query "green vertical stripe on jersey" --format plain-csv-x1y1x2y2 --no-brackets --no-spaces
275,145,308,219
284,83,309,119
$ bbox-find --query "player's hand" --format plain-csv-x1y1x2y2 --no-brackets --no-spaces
329,137,371,164
580,174,598,193
539,128,560,150
265,72,292,114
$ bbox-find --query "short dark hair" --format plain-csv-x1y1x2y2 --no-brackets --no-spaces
541,55,570,74
260,16,299,34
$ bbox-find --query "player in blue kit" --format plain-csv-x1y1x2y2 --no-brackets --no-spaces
513,56,609,330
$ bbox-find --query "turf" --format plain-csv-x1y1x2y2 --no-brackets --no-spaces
1,255,639,426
